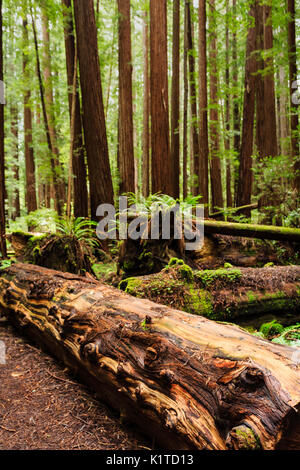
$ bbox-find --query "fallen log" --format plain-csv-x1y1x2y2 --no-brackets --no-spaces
0,263,300,450
204,220,300,243
119,263,300,324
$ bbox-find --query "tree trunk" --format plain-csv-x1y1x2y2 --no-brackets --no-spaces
73,0,114,218
287,0,300,194
198,0,209,214
142,11,150,198
150,0,172,196
118,0,135,196
182,2,189,199
170,0,180,199
0,0,6,258
232,0,240,201
1,263,300,450
208,0,223,214
186,1,200,197
236,2,257,214
62,0,88,219
23,19,37,215
224,0,232,210
11,105,20,220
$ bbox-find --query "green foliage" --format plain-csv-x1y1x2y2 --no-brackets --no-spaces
195,268,242,287
55,217,99,248
272,324,300,348
0,258,15,270
259,320,284,339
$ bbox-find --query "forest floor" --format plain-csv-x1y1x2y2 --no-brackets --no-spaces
0,319,152,451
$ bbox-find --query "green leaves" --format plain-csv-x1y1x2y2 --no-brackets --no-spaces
55,216,99,248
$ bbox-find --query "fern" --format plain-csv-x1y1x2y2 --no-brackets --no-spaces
55,217,99,248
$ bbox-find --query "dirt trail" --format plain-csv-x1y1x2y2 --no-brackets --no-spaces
0,320,151,450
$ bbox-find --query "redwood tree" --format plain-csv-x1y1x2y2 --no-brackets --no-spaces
74,0,114,218
142,10,150,197
150,0,172,195
62,0,88,218
170,0,180,199
0,0,6,258
118,0,135,196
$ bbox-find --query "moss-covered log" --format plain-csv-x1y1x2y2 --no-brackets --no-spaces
0,263,300,450
119,262,300,323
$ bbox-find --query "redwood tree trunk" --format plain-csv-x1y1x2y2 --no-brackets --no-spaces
74,0,114,218
62,0,88,218
236,2,257,212
11,106,20,220
142,11,150,198
150,0,172,196
287,0,300,194
23,19,37,215
198,0,209,214
170,0,180,199
0,0,6,258
118,0,135,196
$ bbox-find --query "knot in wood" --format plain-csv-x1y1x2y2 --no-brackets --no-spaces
144,347,158,368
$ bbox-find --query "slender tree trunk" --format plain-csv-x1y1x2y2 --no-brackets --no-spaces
118,0,135,196
183,3,189,199
278,65,290,156
62,0,88,218
186,0,200,197
255,1,265,159
74,0,114,218
225,0,232,210
232,0,240,202
287,0,300,194
208,0,223,214
0,0,6,258
170,0,180,199
150,0,172,195
11,106,20,219
142,11,150,198
236,2,257,213
23,19,37,215
198,0,209,214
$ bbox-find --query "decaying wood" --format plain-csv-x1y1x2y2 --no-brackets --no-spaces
0,263,300,450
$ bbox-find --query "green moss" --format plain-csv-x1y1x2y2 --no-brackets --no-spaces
168,258,185,267
272,324,300,347
264,262,275,267
119,277,143,295
259,320,284,339
194,268,242,287
186,287,213,317
92,262,117,280
224,262,233,269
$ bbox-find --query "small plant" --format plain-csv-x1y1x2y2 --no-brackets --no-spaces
55,217,99,248
259,320,284,339
0,258,15,270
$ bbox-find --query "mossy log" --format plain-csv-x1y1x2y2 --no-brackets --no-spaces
1,263,300,450
119,263,300,323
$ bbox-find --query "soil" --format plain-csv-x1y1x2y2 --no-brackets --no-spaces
0,319,152,450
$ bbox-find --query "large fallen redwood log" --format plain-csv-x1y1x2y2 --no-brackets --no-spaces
1,263,300,450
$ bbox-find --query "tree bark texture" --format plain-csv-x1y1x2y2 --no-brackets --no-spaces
0,263,300,450
170,0,180,199
0,0,6,258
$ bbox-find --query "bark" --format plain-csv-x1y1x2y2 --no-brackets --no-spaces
142,11,150,198
208,0,223,214
236,2,257,214
287,0,300,193
73,0,114,218
186,1,200,197
1,263,300,450
170,0,180,199
23,19,37,215
118,0,135,195
182,3,188,199
0,0,6,258
225,0,232,210
198,0,209,213
62,0,88,219
150,0,172,195
11,105,20,220
232,0,240,200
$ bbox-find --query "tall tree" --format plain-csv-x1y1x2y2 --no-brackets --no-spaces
224,0,232,209
62,0,88,218
0,0,6,258
183,1,189,199
23,18,37,214
149,0,172,195
198,0,209,214
11,105,20,219
208,0,223,214
287,0,300,194
118,0,135,196
236,1,257,213
74,0,114,218
170,0,180,199
186,0,200,197
232,0,241,200
142,10,150,198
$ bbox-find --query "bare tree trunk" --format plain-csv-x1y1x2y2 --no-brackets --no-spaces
11,106,20,219
118,0,135,196
150,0,172,196
236,2,257,213
208,0,223,214
225,0,232,210
232,0,240,202
23,19,37,215
74,0,114,218
198,0,209,214
0,0,6,258
62,0,88,218
142,11,150,198
170,0,180,199
186,0,200,197
183,3,189,199
287,0,300,194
